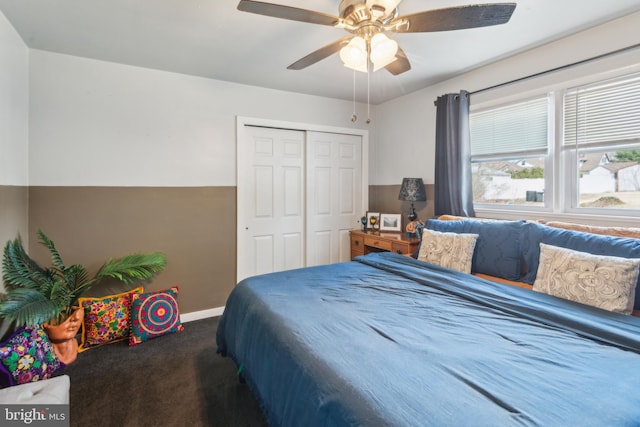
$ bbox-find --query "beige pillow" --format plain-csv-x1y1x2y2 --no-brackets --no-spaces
418,228,478,274
533,243,640,315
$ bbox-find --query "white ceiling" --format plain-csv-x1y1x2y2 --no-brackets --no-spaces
2,0,640,104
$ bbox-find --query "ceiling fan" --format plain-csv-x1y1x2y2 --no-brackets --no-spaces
237,0,517,75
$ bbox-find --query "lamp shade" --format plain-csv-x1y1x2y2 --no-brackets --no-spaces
370,33,398,70
340,37,367,72
398,178,427,202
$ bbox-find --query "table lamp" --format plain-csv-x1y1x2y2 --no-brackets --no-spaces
398,178,427,222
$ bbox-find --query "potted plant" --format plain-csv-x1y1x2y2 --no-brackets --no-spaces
0,229,167,363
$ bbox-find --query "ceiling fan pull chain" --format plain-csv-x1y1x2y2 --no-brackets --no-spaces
351,69,357,122
366,63,371,124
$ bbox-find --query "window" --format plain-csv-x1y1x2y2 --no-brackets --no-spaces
470,71,640,216
563,73,640,211
470,97,549,207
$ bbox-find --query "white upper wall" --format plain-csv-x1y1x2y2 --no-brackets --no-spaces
0,10,28,186
372,11,640,186
20,9,640,188
28,50,371,187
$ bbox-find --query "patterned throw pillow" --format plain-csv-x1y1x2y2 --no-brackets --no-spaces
0,325,62,388
129,286,184,346
418,228,479,274
533,243,640,315
78,287,144,352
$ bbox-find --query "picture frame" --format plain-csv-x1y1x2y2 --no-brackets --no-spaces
380,213,402,232
366,212,380,231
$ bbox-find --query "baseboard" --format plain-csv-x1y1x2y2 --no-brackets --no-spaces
180,306,224,323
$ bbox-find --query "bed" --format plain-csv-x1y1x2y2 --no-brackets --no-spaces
217,250,640,426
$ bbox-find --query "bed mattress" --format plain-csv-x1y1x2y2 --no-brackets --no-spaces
217,252,640,426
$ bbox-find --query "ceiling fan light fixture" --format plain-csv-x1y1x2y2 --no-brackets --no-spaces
370,33,398,69
238,0,517,77
365,0,402,19
340,36,367,71
343,62,369,73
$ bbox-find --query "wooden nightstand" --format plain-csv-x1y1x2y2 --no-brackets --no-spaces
349,230,421,259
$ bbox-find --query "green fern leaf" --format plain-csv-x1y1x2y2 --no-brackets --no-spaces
2,238,49,290
96,252,167,285
37,229,66,271
0,288,59,326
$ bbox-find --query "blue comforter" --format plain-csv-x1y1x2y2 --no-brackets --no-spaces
216,252,640,426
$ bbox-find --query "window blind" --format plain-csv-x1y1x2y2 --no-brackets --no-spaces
470,97,548,157
564,73,640,147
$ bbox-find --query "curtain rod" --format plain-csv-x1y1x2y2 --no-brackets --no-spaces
433,42,640,105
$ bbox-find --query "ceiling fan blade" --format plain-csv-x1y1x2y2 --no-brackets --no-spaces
237,0,339,27
393,3,516,33
385,47,411,75
287,36,353,70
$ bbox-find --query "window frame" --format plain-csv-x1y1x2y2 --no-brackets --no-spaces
470,93,554,212
469,69,640,221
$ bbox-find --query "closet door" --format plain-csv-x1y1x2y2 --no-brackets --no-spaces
237,124,365,282
306,131,363,266
237,126,305,282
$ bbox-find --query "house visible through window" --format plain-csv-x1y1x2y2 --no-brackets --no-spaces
563,73,640,211
470,71,640,215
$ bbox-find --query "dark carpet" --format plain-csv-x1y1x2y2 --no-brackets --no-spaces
64,316,268,427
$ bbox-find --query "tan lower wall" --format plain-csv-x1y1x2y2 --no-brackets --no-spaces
0,185,29,251
18,184,426,315
369,184,434,230
28,186,236,314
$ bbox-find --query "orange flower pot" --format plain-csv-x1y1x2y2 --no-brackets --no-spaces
43,307,84,365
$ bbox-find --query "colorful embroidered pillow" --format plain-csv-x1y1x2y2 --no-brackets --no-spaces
78,286,144,352
0,325,62,388
129,286,184,346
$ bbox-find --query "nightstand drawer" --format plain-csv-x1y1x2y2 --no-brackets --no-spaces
392,241,410,254
363,236,393,251
350,233,364,258
349,230,420,260
351,234,364,249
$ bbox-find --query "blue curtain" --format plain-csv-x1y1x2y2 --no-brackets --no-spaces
434,91,476,217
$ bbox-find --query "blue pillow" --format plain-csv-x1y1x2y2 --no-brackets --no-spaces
521,222,640,308
426,219,525,281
